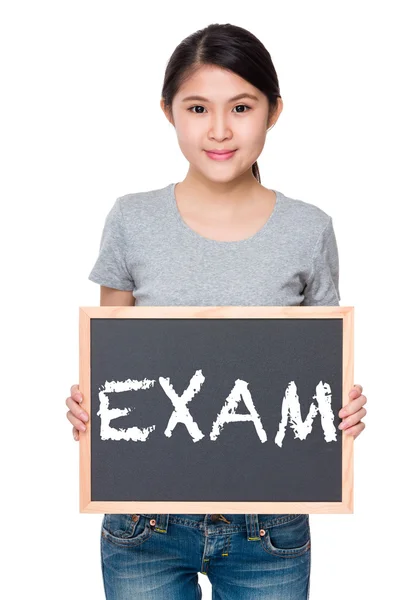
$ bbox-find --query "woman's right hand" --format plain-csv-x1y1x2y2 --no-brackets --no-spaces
66,383,89,441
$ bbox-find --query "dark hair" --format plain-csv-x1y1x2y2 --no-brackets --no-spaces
161,23,281,184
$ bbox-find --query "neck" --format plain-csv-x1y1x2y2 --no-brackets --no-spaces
178,169,263,209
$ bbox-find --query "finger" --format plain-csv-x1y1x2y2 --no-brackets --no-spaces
339,407,367,430
70,384,83,404
339,394,367,418
66,396,89,422
343,421,366,439
73,426,79,441
349,384,363,398
66,409,87,433
70,383,80,396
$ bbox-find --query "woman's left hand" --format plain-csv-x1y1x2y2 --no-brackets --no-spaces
338,384,367,439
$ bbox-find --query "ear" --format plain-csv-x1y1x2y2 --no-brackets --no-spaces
267,97,284,130
160,98,174,126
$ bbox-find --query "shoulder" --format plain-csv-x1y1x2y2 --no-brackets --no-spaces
117,182,173,219
277,189,331,226
275,189,333,243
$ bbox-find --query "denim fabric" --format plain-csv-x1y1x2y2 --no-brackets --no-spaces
101,513,311,599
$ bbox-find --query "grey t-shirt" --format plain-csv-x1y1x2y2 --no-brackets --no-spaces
88,181,341,307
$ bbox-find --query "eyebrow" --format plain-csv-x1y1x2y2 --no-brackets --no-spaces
181,93,260,103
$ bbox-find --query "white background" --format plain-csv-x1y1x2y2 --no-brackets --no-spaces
2,1,417,598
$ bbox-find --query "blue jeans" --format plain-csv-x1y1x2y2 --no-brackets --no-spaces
101,513,311,599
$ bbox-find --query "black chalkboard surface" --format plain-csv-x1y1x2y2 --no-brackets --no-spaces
79,306,354,514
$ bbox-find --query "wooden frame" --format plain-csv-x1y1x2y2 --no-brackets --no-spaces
79,305,354,514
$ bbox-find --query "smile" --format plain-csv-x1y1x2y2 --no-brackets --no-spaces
204,150,237,161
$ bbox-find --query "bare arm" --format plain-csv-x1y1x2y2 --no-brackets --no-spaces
100,285,135,306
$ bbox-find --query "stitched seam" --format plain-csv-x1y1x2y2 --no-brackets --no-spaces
327,218,340,301
102,529,153,548
305,216,332,288
116,197,134,286
164,514,303,531
260,514,303,529
261,538,311,558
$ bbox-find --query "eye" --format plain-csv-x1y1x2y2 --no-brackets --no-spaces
233,104,251,113
188,105,206,114
187,104,251,114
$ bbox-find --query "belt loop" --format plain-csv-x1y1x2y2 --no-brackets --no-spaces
153,514,169,534
245,514,261,541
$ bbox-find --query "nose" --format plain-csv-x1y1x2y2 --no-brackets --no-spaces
208,113,232,142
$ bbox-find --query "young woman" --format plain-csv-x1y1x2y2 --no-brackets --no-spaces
66,23,367,600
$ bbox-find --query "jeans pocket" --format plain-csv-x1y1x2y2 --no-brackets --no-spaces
260,514,311,558
101,514,154,548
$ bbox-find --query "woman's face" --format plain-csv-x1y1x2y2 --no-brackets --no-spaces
162,65,282,184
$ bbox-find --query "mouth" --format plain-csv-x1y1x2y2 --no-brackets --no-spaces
204,149,237,161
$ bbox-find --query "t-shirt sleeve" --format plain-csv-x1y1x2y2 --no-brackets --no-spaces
88,197,135,291
301,217,341,306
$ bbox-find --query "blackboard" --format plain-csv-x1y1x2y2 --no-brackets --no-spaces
79,306,354,514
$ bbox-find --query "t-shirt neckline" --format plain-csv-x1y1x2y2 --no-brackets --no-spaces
169,182,281,245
